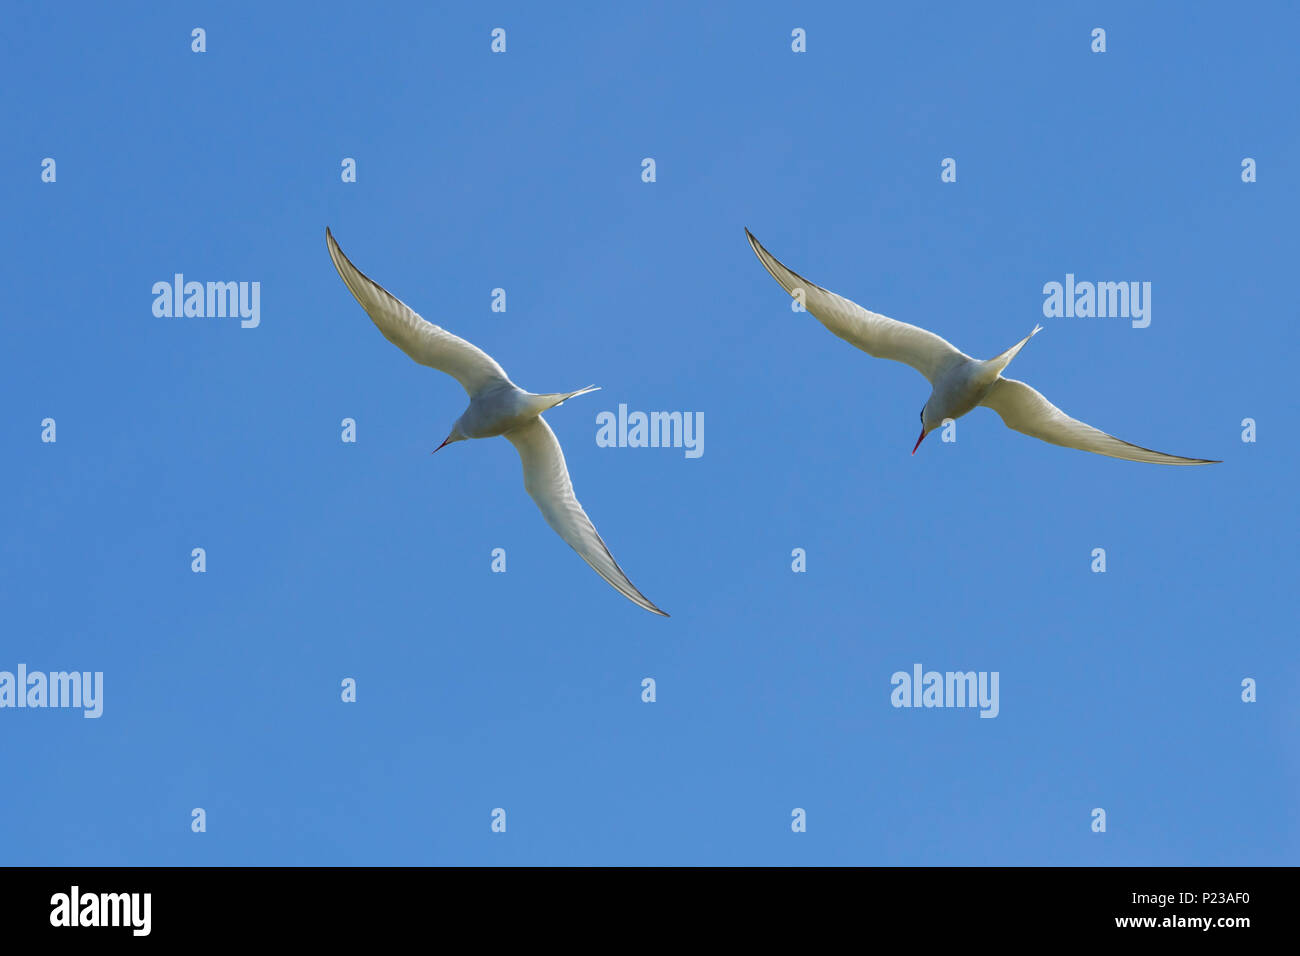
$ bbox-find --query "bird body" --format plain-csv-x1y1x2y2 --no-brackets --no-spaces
922,324,1041,432
326,228,667,616
448,384,599,442
745,228,1218,465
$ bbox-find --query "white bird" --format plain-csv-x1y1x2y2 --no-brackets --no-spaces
745,229,1219,465
326,228,668,616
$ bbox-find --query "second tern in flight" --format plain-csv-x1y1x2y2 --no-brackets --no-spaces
745,229,1218,465
327,228,668,616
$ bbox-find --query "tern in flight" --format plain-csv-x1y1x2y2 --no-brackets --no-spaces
326,228,668,616
745,229,1218,465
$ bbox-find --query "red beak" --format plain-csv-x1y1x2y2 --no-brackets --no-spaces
432,438,452,455
912,428,927,455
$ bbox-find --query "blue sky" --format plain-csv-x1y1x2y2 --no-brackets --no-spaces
2,2,1295,865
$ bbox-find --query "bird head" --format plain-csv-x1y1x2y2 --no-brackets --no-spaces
433,423,467,454
913,405,931,455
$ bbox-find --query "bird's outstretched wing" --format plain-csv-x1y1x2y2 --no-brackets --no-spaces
981,378,1219,465
326,228,512,396
505,417,668,616
745,228,968,384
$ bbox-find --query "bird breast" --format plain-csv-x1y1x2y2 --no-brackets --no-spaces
929,362,993,425
459,386,542,439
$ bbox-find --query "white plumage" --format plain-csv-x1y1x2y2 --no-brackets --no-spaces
327,228,668,616
746,229,1218,465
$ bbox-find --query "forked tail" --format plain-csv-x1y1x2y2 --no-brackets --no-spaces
542,384,601,410
985,324,1043,378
